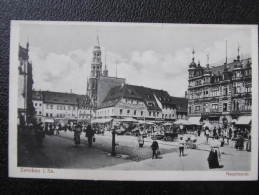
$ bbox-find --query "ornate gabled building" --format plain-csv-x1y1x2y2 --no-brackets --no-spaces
187,48,252,129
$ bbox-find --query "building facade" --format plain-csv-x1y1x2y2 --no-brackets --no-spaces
32,91,91,125
18,42,34,125
187,49,252,128
96,84,186,121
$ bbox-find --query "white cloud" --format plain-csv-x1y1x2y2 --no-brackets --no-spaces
30,47,92,94
27,27,252,98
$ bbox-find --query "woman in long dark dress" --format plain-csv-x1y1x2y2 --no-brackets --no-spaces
208,148,220,169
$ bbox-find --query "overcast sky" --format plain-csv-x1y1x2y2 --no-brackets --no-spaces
19,22,252,97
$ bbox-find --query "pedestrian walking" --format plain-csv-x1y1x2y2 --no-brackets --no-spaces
205,128,210,144
178,136,185,156
235,134,244,150
213,127,217,138
74,123,82,146
208,137,223,169
86,124,94,147
138,135,144,148
151,140,159,159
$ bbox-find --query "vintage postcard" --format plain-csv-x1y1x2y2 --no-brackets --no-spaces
9,21,258,180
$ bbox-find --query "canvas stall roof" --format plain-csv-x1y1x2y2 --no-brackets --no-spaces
188,117,201,125
174,119,190,125
236,116,251,125
91,118,113,124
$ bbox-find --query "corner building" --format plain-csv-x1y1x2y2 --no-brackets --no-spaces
187,50,252,129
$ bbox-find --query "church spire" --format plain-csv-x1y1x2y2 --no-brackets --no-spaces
96,34,100,47
237,42,240,61
206,53,210,68
103,52,108,77
225,40,228,64
192,48,195,62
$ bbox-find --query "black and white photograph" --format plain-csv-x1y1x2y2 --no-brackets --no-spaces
8,21,258,180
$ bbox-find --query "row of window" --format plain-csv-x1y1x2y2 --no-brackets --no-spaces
190,100,252,113
45,113,75,118
45,104,76,111
97,108,176,119
189,85,251,99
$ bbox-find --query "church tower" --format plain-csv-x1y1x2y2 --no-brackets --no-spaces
87,36,103,108
90,35,102,78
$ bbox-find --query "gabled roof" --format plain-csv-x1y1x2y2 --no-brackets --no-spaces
32,90,90,107
210,58,251,75
43,91,79,105
100,84,176,111
170,96,188,112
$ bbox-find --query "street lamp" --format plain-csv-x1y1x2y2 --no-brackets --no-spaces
111,119,118,156
111,128,116,156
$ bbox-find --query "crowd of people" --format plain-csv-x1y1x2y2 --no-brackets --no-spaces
34,122,96,147
32,120,251,169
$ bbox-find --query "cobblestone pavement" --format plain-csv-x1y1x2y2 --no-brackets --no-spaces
18,133,131,169
59,131,178,161
101,143,251,171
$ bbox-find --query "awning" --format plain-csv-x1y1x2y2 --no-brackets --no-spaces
138,120,154,125
174,119,190,125
91,118,113,124
44,118,54,123
236,116,252,125
188,117,201,125
118,117,138,122
163,122,173,126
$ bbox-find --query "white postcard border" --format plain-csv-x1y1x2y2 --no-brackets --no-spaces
8,21,258,181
